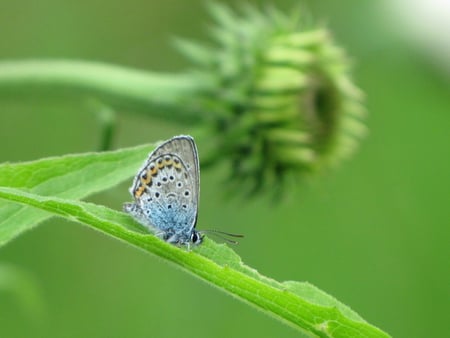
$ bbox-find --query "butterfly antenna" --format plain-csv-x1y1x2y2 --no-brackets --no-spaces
200,229,244,244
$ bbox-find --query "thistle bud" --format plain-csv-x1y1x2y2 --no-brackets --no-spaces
177,4,367,196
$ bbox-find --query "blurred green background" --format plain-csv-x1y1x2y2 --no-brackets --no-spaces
0,1,448,337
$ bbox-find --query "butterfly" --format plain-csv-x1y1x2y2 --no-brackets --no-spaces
123,135,202,246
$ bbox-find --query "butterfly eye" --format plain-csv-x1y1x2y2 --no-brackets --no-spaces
191,232,203,245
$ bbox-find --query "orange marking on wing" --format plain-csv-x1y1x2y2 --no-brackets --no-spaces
134,185,145,198
150,165,158,176
141,172,152,185
173,158,182,170
156,158,164,169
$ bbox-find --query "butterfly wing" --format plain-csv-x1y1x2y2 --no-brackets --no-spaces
125,135,199,243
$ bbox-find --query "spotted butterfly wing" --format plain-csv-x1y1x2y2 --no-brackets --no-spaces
124,135,201,245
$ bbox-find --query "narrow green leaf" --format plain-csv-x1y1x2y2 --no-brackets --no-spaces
0,186,390,338
0,143,155,246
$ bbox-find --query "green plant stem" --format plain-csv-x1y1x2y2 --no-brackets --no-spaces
0,60,202,122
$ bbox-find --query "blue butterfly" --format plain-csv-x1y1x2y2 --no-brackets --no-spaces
124,135,202,245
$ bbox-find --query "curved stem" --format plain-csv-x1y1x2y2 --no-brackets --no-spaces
0,60,203,122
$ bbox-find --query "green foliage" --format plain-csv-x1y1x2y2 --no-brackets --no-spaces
0,143,153,245
0,147,390,337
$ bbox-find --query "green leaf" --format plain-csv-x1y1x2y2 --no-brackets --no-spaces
0,143,155,246
0,185,390,337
